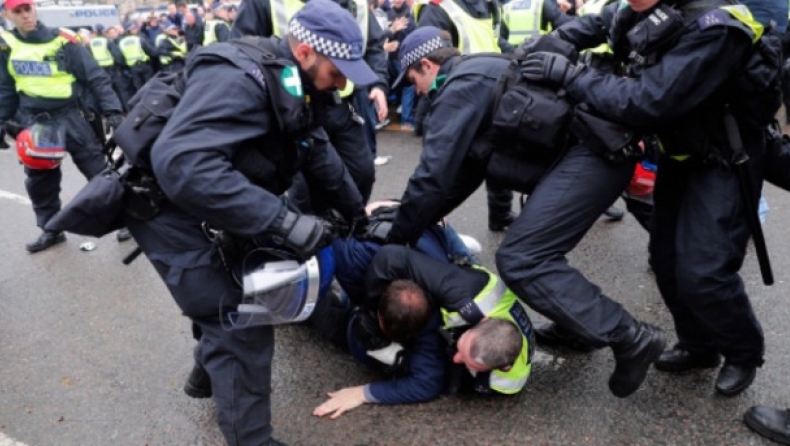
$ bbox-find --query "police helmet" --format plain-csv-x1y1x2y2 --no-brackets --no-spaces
15,124,66,170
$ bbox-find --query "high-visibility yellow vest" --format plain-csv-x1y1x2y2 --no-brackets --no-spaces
414,0,500,54
269,0,369,97
89,36,114,67
503,0,545,46
156,34,187,66
441,266,532,394
577,0,614,54
204,19,231,45
119,35,150,66
1,29,77,99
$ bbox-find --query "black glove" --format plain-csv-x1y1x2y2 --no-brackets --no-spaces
516,35,579,63
273,211,336,259
352,309,390,351
361,219,392,244
5,120,23,139
521,52,583,88
322,208,369,238
348,212,369,238
369,204,399,222
105,114,124,132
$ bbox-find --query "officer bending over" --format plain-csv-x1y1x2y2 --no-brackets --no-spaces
0,0,123,252
371,27,665,399
123,1,371,443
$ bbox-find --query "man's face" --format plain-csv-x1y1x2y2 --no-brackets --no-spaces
186,12,196,25
167,4,176,14
626,0,660,12
3,3,37,33
453,330,492,373
407,60,437,96
295,44,347,91
106,28,118,39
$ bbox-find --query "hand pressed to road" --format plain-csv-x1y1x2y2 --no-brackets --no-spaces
313,385,369,419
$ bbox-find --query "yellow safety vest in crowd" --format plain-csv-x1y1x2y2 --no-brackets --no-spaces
269,0,369,97
89,36,114,67
577,0,614,54
156,34,187,66
1,29,77,99
414,0,500,54
441,266,532,394
204,19,230,45
119,35,150,66
503,0,545,46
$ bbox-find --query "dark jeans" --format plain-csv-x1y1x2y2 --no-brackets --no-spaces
650,155,765,366
22,108,106,228
496,144,637,348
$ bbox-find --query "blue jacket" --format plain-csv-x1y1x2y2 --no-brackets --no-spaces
331,229,454,405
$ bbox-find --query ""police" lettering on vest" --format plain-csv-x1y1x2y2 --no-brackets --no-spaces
12,60,53,76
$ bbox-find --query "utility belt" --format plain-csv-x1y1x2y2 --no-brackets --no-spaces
20,100,77,122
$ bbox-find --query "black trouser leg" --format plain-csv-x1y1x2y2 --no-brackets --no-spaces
487,182,514,222
322,100,375,203
496,144,637,348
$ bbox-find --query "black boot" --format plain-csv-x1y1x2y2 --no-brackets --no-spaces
488,211,517,232
183,363,212,399
654,347,720,373
534,322,596,352
609,321,666,398
26,231,66,253
0,130,9,150
603,205,625,221
715,363,756,396
116,227,132,242
744,406,790,445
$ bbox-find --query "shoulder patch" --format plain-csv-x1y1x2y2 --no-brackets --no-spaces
58,28,79,44
697,9,728,30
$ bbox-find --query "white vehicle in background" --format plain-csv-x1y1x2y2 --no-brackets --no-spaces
4,4,121,31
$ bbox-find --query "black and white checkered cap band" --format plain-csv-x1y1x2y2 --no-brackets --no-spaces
289,19,362,60
400,36,445,68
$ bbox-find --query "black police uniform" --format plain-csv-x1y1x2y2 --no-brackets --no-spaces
554,0,765,368
232,0,390,204
123,34,158,98
416,0,527,228
499,0,575,46
157,36,187,74
124,38,364,445
388,53,639,345
0,23,122,240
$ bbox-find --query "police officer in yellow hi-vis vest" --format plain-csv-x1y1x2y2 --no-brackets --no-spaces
156,22,188,73
0,0,123,253
501,0,573,46
119,22,158,101
232,0,389,206
88,24,129,112
204,3,232,45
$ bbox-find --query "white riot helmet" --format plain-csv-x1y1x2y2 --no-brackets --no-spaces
224,246,336,328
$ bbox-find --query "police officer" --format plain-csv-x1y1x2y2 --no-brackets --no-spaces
118,23,158,100
0,0,123,253
204,4,232,45
414,0,527,230
524,0,769,395
502,0,574,46
372,27,665,398
232,0,390,205
123,1,371,443
156,22,187,73
89,24,129,112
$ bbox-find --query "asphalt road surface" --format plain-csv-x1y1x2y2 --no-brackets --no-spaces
1,130,789,446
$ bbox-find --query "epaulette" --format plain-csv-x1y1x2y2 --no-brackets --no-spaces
58,27,79,45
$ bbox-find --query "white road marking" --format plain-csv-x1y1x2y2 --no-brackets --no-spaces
0,190,31,205
0,432,30,446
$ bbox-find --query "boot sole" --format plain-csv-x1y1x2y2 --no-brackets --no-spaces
716,369,756,397
610,335,666,398
183,383,212,399
743,410,790,445
26,235,66,253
